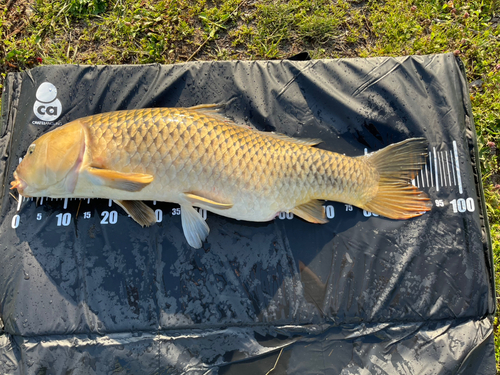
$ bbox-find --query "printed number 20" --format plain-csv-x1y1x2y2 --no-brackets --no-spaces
101,211,118,224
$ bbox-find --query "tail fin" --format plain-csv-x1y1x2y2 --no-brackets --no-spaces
362,138,432,219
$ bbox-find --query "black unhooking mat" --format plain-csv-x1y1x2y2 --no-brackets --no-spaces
0,53,496,374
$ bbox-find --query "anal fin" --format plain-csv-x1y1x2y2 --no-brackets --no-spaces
87,167,153,192
291,200,328,224
181,204,210,249
114,200,156,227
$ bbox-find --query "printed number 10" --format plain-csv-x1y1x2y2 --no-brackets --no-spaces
56,213,71,226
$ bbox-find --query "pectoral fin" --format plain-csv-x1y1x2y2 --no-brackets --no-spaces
87,167,153,192
181,204,210,249
114,200,156,227
291,200,328,224
182,193,233,210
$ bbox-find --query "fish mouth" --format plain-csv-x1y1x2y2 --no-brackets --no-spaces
10,172,27,195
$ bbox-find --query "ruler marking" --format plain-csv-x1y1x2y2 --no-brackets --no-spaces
439,151,446,186
425,162,429,187
429,151,434,187
450,150,456,186
445,151,452,186
63,198,68,209
433,147,439,191
16,194,23,211
453,141,463,194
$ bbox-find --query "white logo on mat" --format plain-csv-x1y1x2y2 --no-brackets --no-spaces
33,82,62,122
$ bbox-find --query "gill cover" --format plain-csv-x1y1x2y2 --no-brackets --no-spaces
14,121,86,195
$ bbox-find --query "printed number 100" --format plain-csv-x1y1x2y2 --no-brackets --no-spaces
450,198,475,213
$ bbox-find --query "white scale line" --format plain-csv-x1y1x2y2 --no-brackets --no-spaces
437,151,442,186
442,151,449,186
425,162,429,187
16,194,23,211
63,198,68,209
429,151,434,187
441,152,446,186
450,150,456,186
87,198,91,204
40,197,44,205
438,151,445,186
420,168,424,188
453,141,463,194
108,199,112,207
15,158,24,211
445,151,452,186
433,147,439,191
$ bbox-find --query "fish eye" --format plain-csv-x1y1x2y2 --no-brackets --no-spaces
27,144,36,155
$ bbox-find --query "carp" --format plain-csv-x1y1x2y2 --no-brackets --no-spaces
11,105,431,248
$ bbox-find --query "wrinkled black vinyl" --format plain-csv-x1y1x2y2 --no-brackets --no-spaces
0,54,496,374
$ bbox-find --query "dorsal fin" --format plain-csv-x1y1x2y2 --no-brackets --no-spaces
188,104,233,124
259,132,322,147
188,104,322,147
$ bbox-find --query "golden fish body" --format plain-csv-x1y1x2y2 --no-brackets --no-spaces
80,107,377,220
11,105,431,248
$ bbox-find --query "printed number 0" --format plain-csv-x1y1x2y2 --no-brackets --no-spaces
325,205,335,219
155,209,163,223
11,215,20,229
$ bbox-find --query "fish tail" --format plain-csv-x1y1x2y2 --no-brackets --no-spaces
361,138,432,219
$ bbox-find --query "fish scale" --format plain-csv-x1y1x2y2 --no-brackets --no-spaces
12,105,431,248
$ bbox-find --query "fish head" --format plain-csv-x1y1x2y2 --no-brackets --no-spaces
11,121,86,197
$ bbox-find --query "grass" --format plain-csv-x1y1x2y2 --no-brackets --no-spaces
1,0,500,368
